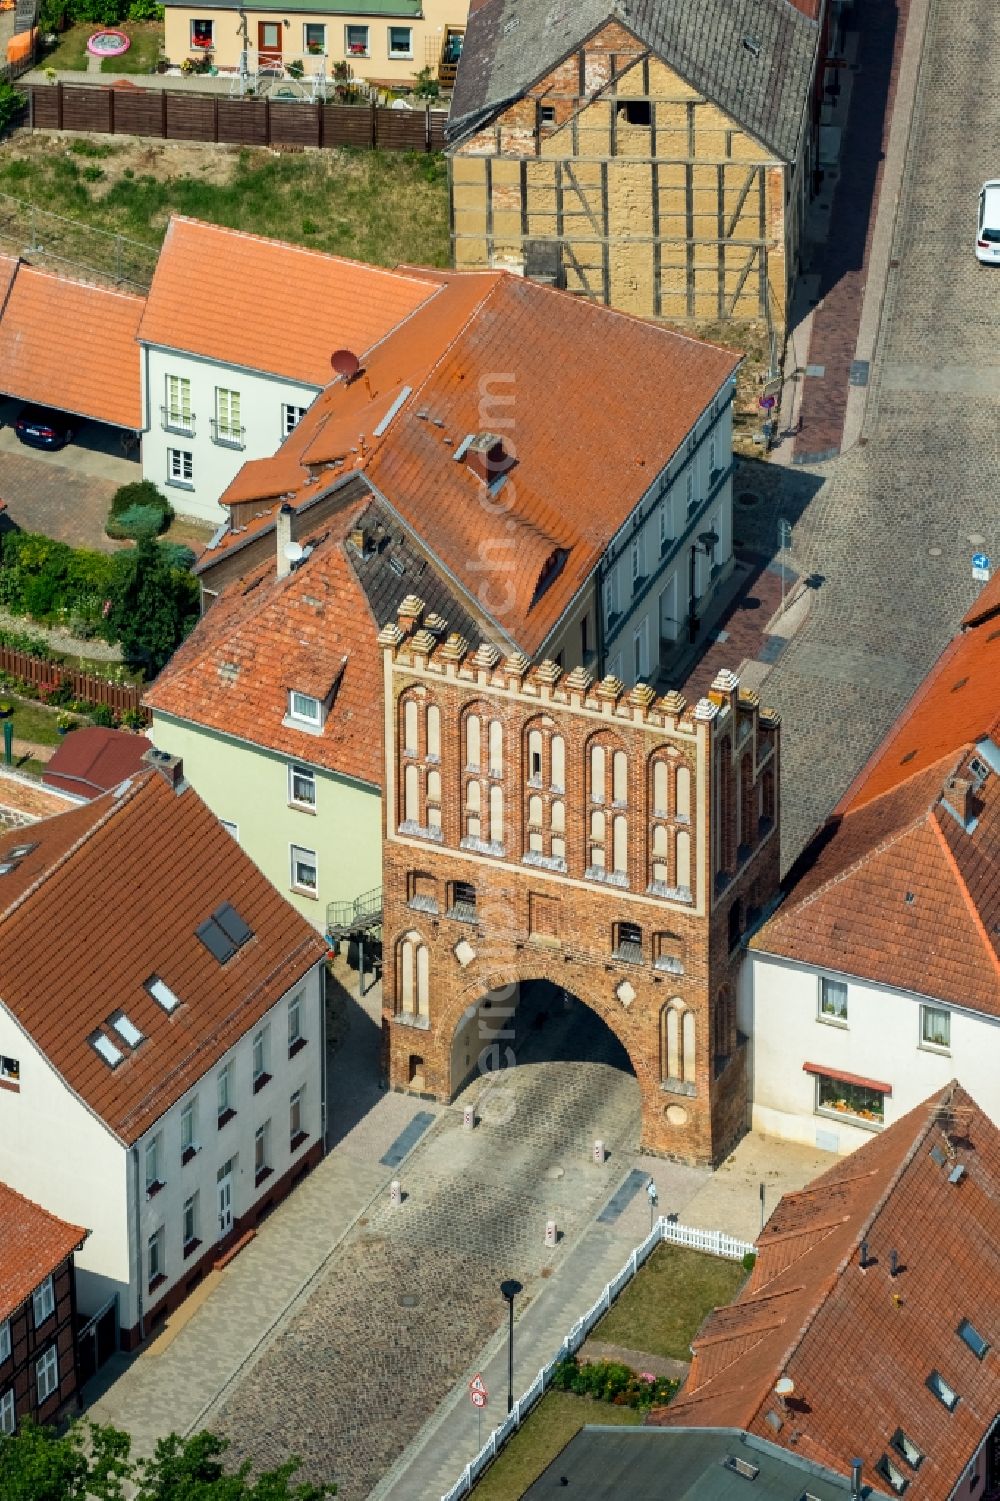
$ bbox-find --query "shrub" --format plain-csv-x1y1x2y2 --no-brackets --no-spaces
0,83,24,135
127,0,163,16
550,1357,678,1410
742,1251,757,1272
89,703,116,727
156,541,196,572
109,479,172,524
107,503,167,541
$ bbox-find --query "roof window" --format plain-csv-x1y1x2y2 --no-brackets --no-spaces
721,1455,759,1481
891,1430,924,1469
743,34,761,55
876,1454,909,1494
927,1370,959,1409
110,1013,143,1049
197,902,254,965
146,976,181,1013
957,1318,990,1359
90,1031,124,1068
8,843,36,858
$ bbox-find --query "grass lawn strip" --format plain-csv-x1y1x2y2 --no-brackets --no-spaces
471,1393,641,1501
101,23,163,73
0,135,450,275
593,1243,748,1362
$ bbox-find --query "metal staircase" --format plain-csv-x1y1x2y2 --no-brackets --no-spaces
326,886,382,994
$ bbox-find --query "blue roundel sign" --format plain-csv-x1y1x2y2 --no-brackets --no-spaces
972,553,991,581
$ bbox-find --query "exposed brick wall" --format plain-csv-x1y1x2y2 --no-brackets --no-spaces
380,598,781,1166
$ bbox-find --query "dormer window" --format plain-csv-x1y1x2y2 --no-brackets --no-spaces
289,691,322,727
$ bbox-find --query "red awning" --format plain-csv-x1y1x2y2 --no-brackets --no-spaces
802,1062,892,1096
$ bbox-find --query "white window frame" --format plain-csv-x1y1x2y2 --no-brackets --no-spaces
214,386,242,446
183,1192,198,1247
165,373,192,430
303,20,325,52
217,1061,233,1121
144,1134,162,1192
290,1087,304,1144
282,403,308,437
32,1276,54,1329
147,1226,164,1287
290,844,318,895
818,975,848,1024
345,22,369,55
253,1025,269,1085
0,1054,18,1083
254,1121,270,1179
919,1003,951,1053
0,1386,13,1434
180,1099,197,1156
387,23,412,58
189,17,214,49
288,995,303,1052
35,1345,58,1405
288,691,322,727
0,1319,10,1364
288,763,317,809
167,448,193,487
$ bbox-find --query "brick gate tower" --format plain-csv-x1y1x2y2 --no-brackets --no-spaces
379,597,780,1165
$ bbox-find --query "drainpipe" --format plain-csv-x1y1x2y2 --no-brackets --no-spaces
320,962,328,1150
131,1144,145,1346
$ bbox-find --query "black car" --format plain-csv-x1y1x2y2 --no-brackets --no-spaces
14,405,74,451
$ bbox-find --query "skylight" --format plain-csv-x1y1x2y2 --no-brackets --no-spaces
90,1032,123,1068
876,1454,908,1495
196,903,254,965
891,1430,924,1469
958,1319,990,1360
111,1013,143,1049
146,976,181,1013
927,1370,959,1410
8,843,36,858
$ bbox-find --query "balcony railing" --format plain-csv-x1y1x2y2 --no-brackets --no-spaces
161,405,195,437
210,418,245,449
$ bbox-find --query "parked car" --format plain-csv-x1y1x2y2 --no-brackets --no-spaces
976,181,1000,264
14,405,74,451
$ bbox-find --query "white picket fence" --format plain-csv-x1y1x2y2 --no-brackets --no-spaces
439,1216,755,1501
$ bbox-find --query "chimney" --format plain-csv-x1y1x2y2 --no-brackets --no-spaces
889,1249,900,1277
850,1458,863,1500
944,775,974,825
142,747,183,792
465,432,510,485
276,503,294,579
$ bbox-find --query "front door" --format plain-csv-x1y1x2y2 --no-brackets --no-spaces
217,1165,233,1239
258,21,282,65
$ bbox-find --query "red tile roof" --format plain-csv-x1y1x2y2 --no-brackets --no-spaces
145,503,384,787
0,1182,87,1323
43,727,151,801
655,1083,1000,1501
0,769,326,1143
753,590,1000,1011
207,270,740,657
0,259,143,429
136,217,443,386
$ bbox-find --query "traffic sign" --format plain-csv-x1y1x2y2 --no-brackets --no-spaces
470,1390,487,1409
972,552,992,582
470,1374,488,1399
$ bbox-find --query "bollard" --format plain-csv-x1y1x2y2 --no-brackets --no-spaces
390,1179,402,1208
593,1139,605,1165
463,1104,476,1131
545,1219,558,1248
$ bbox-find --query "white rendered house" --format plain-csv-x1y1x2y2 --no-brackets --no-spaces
742,576,1000,1154
0,755,326,1347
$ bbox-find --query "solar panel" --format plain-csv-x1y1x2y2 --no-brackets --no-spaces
196,918,235,964
214,903,253,950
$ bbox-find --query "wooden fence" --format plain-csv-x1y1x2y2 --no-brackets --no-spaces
26,83,448,152
0,644,147,719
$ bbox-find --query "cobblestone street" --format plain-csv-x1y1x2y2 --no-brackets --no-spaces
209,987,642,1499
741,0,1000,869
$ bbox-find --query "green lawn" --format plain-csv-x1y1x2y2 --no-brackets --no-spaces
39,23,91,70
594,1244,748,1362
472,1393,641,1501
101,23,163,73
0,135,451,274
6,699,64,748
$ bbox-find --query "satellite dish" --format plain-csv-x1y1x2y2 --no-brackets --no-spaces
332,348,361,380
284,541,305,564
774,1377,795,1397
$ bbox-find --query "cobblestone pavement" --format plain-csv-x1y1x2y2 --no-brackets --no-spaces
209,986,644,1500
733,0,1000,870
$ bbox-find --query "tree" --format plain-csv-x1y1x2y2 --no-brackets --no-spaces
106,538,198,676
0,1424,333,1501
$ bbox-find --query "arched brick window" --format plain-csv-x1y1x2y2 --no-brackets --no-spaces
522,719,568,868
676,829,691,894
403,698,419,755
427,704,441,760
717,735,734,874
466,713,481,771
489,783,504,846
461,704,504,851
588,734,629,885
676,764,691,820
398,930,429,1021
661,1001,696,1088
551,735,566,791
653,759,670,817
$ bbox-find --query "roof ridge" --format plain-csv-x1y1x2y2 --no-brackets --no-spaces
928,810,1000,977
745,1090,954,1425
0,771,147,926
836,743,968,818
165,215,444,292
17,259,146,306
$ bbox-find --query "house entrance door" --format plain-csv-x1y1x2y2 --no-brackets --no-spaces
217,1162,233,1239
258,21,282,64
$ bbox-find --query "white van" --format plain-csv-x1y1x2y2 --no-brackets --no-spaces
976,181,1000,263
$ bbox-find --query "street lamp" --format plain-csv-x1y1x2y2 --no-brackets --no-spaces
687,528,719,642
500,1278,523,1414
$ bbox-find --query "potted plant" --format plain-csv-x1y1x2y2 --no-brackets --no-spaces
56,712,73,735
307,40,322,54
287,57,304,80
0,700,12,719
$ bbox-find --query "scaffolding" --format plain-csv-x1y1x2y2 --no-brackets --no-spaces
229,48,332,100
